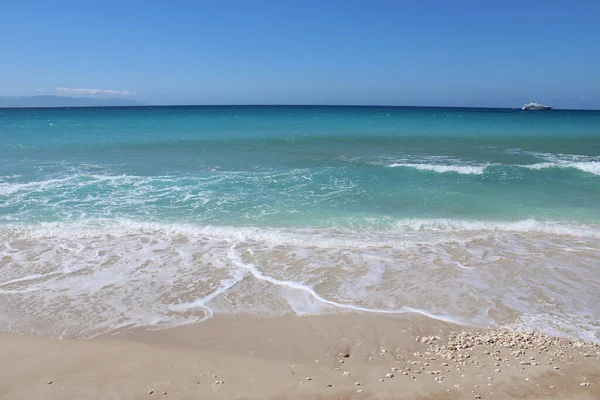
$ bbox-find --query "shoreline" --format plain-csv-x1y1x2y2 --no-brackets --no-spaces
1,313,598,399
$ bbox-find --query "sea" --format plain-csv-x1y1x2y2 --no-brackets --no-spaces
1,106,599,341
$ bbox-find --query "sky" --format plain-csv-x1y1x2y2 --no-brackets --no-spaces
1,0,600,108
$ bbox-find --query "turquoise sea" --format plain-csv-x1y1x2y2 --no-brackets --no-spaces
1,106,599,340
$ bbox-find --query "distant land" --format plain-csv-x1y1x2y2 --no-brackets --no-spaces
0,95,145,108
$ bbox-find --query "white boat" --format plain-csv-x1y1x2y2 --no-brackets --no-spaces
522,100,553,110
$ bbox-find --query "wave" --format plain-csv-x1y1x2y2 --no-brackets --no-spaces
387,160,600,176
225,244,472,326
1,218,599,340
388,163,487,175
522,161,600,175
0,174,153,196
1,157,598,200
2,217,599,244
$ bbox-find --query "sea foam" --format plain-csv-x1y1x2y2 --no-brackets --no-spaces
1,219,599,341
388,163,487,175
522,161,600,175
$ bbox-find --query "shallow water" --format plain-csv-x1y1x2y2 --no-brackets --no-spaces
1,106,599,340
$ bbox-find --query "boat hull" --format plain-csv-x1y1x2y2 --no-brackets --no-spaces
522,106,553,110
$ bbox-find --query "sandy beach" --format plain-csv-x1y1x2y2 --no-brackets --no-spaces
1,313,598,400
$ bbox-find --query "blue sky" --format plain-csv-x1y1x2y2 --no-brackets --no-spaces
2,0,600,108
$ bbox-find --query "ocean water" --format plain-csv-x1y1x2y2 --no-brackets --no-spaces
1,106,599,340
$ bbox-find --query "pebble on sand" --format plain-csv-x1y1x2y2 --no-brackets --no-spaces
386,373,394,378
46,381,53,385
148,390,154,395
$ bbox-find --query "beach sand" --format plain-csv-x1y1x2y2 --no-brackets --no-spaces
1,313,598,399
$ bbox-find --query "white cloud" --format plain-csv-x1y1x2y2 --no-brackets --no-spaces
55,87,136,97
37,89,45,93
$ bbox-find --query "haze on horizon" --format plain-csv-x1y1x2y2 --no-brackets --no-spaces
2,0,600,109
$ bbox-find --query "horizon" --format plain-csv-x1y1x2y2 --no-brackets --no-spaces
1,94,599,111
2,0,600,109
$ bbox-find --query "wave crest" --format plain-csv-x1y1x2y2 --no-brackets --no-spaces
388,163,487,175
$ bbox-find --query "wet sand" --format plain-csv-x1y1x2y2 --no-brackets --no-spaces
1,313,598,399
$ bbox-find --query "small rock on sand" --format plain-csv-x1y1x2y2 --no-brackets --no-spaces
386,373,394,378
148,390,154,395
46,381,53,385
580,382,591,387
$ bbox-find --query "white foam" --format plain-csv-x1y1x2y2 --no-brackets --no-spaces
0,173,183,196
522,161,600,175
3,217,599,249
392,218,600,237
0,271,61,287
456,262,475,270
388,163,487,175
1,219,599,341
227,244,474,326
168,269,246,319
572,162,600,175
